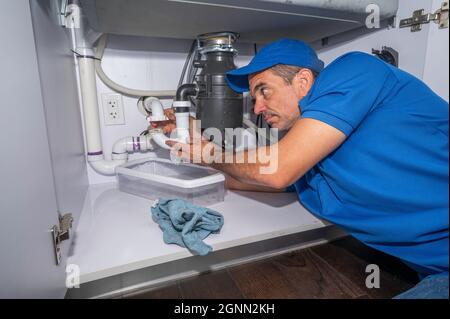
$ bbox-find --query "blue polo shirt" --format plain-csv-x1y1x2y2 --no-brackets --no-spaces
290,51,449,277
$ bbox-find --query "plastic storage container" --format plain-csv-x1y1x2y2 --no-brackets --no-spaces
116,158,225,206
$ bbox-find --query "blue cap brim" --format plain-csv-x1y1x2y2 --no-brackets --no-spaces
226,61,275,93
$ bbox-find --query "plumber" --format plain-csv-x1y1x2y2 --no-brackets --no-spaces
161,39,449,299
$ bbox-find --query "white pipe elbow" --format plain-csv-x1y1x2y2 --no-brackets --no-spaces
112,137,130,159
88,135,154,175
146,99,191,149
150,116,190,150
144,97,167,122
151,132,171,150
150,127,189,150
88,157,127,175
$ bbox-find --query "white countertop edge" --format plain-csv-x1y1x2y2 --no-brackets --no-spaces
79,220,326,284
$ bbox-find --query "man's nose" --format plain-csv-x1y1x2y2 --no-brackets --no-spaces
253,99,266,115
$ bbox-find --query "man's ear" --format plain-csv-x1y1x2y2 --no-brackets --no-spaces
293,68,314,99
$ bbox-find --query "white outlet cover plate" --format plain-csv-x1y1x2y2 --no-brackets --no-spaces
102,93,125,125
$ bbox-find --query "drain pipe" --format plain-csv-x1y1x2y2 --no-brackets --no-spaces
143,93,194,150
94,34,176,98
68,3,154,175
173,84,197,145
77,50,154,175
143,97,171,150
68,2,192,173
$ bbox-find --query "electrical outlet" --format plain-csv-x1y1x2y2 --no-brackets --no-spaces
102,93,125,125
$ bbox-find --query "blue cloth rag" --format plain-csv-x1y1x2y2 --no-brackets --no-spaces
151,198,224,256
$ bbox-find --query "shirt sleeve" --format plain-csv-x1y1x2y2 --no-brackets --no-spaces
299,52,398,136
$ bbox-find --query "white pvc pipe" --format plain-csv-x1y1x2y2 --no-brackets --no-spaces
77,52,126,175
69,4,159,176
147,99,191,149
89,135,154,175
78,52,103,155
94,34,176,98
151,132,172,150
143,97,167,122
75,42,148,175
112,135,154,156
150,123,189,150
174,112,190,143
111,137,130,158
89,158,127,175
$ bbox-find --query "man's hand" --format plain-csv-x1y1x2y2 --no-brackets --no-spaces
149,107,197,136
149,108,176,134
165,118,346,190
165,135,222,165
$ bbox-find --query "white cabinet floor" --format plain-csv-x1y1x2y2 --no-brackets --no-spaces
68,182,329,284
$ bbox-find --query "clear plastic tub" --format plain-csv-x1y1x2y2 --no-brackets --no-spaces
116,158,225,206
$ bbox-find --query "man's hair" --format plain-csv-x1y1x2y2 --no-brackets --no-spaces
269,64,318,84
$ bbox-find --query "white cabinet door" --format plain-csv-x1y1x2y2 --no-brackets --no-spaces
0,0,68,298
423,0,449,102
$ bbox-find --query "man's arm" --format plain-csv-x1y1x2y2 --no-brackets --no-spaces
225,174,286,192
211,118,346,189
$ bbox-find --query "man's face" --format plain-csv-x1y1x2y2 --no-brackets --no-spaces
249,69,309,131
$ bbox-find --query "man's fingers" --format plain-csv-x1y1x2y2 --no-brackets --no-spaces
165,140,178,147
166,140,193,162
164,108,176,121
163,124,177,134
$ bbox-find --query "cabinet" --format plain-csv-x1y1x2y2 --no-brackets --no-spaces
0,0,87,298
79,0,399,44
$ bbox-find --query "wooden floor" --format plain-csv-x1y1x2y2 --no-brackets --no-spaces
123,236,420,299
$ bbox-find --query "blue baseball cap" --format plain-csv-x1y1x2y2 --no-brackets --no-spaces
226,39,324,93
